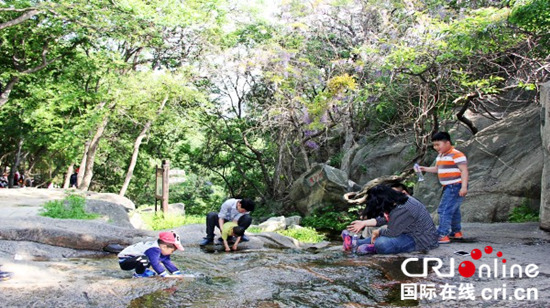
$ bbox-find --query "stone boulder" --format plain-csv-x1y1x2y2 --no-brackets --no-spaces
350,135,415,185
85,199,134,229
289,163,355,216
0,216,151,251
167,203,185,216
85,192,135,211
415,105,542,222
540,81,550,231
285,216,302,228
258,216,286,232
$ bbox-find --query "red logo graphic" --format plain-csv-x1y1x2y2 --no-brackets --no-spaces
458,245,506,277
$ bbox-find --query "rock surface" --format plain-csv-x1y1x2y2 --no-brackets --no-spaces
85,199,134,229
540,81,550,231
288,163,356,215
85,192,136,211
258,216,287,232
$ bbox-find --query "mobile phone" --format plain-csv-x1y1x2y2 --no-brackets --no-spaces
454,250,470,256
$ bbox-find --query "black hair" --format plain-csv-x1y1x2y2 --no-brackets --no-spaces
158,239,175,249
240,198,255,212
432,131,452,144
390,182,412,196
233,226,245,237
363,184,409,219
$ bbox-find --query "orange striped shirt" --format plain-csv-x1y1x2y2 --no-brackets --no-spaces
436,147,467,186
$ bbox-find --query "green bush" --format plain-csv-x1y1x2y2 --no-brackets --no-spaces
40,195,100,220
140,212,204,230
509,203,539,223
302,209,353,234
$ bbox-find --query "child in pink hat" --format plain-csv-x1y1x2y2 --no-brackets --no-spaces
118,231,184,278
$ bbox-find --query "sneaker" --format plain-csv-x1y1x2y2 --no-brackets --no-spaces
199,238,214,246
133,269,156,278
450,231,463,239
341,230,352,251
357,244,376,254
241,235,250,242
438,235,451,244
0,271,12,281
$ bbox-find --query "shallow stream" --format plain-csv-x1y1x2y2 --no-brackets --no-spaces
125,245,419,307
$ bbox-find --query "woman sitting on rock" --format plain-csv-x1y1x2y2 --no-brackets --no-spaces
343,184,439,254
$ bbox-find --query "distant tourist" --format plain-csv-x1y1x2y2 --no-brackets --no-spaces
343,184,439,254
199,198,255,246
118,231,184,278
418,132,469,244
69,168,79,188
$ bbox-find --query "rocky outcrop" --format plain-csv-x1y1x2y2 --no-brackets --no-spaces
258,216,287,232
85,192,136,211
0,216,151,251
349,136,414,185
540,81,550,231
85,199,134,228
289,164,358,215
416,105,543,222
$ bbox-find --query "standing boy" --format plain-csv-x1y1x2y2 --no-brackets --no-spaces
199,198,255,246
419,132,469,244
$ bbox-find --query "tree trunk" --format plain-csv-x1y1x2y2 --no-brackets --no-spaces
340,109,356,176
78,103,115,191
8,138,24,188
0,76,19,109
63,163,74,189
119,96,168,196
76,141,90,188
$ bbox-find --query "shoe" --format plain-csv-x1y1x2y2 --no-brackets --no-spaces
438,235,450,244
133,269,156,278
341,230,352,251
357,244,376,254
450,231,463,239
0,271,12,281
241,235,249,242
199,238,214,246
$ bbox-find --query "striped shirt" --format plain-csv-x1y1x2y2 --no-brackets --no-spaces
376,196,439,251
436,147,467,186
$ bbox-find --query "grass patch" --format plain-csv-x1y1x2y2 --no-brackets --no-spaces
279,227,325,243
246,226,325,243
140,212,204,230
40,195,100,220
246,226,262,233
509,203,539,223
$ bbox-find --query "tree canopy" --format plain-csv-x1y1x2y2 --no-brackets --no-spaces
1,0,548,214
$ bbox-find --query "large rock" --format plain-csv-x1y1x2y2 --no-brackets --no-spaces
85,192,135,211
285,215,302,227
540,81,550,231
288,164,355,215
258,216,286,232
0,216,151,251
350,136,414,185
167,203,185,216
85,199,134,228
416,105,543,222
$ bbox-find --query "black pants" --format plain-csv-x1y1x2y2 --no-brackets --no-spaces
205,212,252,240
119,256,149,274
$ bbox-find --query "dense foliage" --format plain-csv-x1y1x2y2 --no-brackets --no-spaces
1,0,548,218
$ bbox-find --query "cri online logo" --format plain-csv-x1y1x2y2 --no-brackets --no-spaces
402,246,539,279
